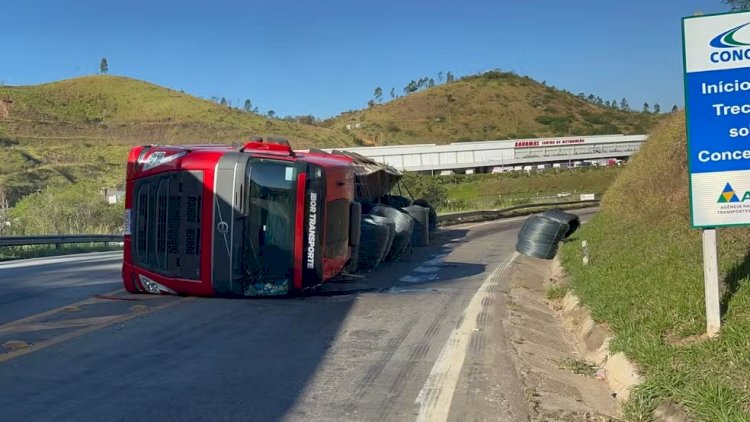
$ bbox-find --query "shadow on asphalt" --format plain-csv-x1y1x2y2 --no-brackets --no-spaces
0,221,501,420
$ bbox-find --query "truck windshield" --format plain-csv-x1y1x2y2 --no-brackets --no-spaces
243,159,297,294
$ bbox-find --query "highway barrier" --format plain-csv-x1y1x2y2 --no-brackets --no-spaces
0,201,599,250
436,200,599,226
0,235,123,248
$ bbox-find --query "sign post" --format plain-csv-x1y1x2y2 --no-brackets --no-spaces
683,11,750,337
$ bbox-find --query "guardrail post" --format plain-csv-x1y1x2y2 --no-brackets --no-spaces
582,240,589,265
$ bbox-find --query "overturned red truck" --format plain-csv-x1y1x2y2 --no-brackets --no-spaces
122,137,435,297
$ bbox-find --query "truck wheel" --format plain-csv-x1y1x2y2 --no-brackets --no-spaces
403,205,430,246
413,199,438,232
357,215,392,269
371,205,413,261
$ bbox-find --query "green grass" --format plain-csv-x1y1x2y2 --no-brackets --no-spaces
560,113,750,420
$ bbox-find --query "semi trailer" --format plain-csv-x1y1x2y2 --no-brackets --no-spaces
122,137,433,297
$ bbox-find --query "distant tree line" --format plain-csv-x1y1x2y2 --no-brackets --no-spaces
724,0,750,10
575,92,677,114
371,71,456,105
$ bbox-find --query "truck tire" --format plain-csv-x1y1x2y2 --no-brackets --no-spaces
371,205,413,261
403,205,430,246
413,199,438,232
357,215,393,269
349,202,362,246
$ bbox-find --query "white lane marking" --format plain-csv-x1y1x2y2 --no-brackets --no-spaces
414,252,518,422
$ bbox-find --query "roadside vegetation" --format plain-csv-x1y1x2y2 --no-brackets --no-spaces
327,70,665,145
0,75,357,204
400,167,620,212
560,113,750,420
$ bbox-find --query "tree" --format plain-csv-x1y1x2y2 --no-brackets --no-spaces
672,104,679,113
0,187,9,235
724,0,750,10
653,103,661,113
620,98,629,110
446,72,455,83
374,87,383,103
587,94,595,103
428,78,435,88
367,100,376,108
100,58,109,74
437,72,444,83
642,102,650,113
267,110,275,118
604,100,611,108
244,99,253,113
611,99,617,109
390,87,396,99
220,97,228,106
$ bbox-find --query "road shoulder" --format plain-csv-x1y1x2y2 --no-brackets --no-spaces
449,253,618,421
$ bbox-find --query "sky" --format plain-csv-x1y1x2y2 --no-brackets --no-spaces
3,0,731,118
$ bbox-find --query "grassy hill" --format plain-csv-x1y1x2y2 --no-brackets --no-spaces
560,113,750,419
0,75,356,203
326,71,663,145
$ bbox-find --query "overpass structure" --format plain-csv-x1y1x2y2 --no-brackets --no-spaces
325,134,648,173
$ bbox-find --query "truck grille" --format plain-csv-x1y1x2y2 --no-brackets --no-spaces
132,171,203,280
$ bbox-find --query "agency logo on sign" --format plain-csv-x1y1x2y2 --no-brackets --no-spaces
709,21,750,63
718,182,748,203
710,22,750,48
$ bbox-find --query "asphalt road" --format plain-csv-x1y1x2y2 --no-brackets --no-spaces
0,210,596,422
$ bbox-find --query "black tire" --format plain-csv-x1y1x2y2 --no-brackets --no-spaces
413,199,438,232
403,205,430,247
349,202,362,246
371,205,413,261
357,215,393,269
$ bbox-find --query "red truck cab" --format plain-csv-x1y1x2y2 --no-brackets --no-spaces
122,139,357,297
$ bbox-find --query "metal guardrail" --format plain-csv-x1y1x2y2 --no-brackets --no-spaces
436,200,600,226
0,200,600,248
0,234,123,248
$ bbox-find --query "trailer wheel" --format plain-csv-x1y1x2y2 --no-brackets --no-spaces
403,205,430,246
371,205,413,261
357,215,393,270
413,199,438,232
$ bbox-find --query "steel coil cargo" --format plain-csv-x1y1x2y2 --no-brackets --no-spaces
357,214,395,269
370,205,414,261
402,205,430,247
541,208,580,238
515,215,569,260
